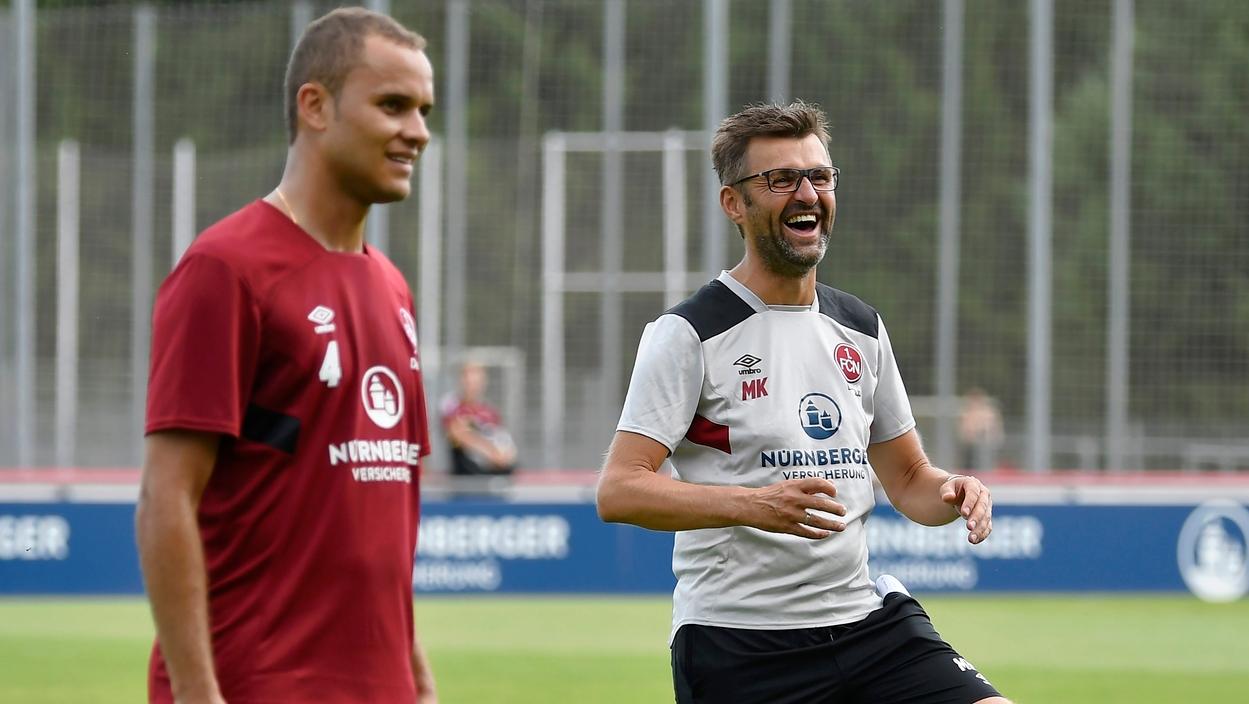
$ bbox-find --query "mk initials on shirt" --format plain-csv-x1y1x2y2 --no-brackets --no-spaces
741,377,769,400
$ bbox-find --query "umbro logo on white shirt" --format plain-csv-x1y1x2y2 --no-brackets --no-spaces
734,354,764,376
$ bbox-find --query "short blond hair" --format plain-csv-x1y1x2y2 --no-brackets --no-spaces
284,7,426,143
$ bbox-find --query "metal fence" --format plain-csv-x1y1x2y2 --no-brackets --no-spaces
1,0,1247,473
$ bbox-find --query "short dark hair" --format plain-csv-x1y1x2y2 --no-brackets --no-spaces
711,100,831,186
284,7,426,144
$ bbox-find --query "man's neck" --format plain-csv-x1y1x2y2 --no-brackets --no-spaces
728,258,817,306
269,151,370,253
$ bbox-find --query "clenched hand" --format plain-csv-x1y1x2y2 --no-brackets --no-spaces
747,478,847,539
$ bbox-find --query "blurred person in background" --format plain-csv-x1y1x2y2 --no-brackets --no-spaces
441,359,518,478
134,8,438,704
597,101,1009,704
959,386,1004,472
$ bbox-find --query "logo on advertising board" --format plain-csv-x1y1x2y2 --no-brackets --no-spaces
1177,500,1249,603
415,514,572,592
867,513,1045,591
834,343,863,383
0,515,70,560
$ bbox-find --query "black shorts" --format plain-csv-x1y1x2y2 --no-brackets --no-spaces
671,593,1002,704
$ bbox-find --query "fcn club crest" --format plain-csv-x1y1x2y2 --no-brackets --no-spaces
398,308,419,355
399,308,421,370
835,343,863,383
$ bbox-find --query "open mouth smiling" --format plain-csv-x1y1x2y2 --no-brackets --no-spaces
784,213,819,234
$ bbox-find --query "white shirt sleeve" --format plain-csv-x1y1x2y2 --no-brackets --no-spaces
616,314,704,453
869,315,917,444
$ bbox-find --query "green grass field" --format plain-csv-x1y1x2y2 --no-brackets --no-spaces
1,595,1246,703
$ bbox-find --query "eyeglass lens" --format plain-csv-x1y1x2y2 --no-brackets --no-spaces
767,167,837,192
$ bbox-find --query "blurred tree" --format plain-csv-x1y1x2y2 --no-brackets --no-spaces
15,0,1249,450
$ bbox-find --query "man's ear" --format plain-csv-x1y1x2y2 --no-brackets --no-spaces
720,185,746,228
296,82,332,134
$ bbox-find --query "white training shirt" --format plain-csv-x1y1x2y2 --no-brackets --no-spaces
617,271,916,642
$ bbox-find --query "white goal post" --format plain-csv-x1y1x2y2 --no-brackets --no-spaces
540,130,711,468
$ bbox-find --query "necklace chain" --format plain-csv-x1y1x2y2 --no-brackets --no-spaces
274,187,299,227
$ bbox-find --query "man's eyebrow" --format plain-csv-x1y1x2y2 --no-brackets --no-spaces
375,91,415,103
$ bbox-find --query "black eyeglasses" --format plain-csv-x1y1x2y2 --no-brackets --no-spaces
728,166,839,193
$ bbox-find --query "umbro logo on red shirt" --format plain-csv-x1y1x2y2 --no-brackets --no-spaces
307,305,336,334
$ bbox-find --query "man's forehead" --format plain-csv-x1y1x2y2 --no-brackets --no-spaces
745,134,830,170
350,36,433,90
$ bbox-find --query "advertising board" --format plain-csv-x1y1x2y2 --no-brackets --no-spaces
1,498,1245,601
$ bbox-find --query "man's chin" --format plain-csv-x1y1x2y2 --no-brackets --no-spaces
365,177,413,205
785,238,828,267
372,187,411,204
766,249,824,278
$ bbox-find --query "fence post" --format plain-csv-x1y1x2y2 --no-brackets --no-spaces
443,0,469,355
172,138,196,266
1105,0,1135,472
701,0,727,276
130,4,156,464
419,139,445,467
767,0,791,104
934,0,965,470
1027,0,1054,472
541,135,566,468
600,0,626,431
56,140,81,469
14,0,37,467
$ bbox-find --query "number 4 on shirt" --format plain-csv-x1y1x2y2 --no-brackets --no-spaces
319,340,342,388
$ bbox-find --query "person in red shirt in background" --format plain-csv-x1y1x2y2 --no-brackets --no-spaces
441,360,518,480
135,7,438,703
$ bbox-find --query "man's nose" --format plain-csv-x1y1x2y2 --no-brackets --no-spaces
404,113,431,153
793,174,819,203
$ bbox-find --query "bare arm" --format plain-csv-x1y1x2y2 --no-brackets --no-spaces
595,430,846,538
868,429,993,544
445,417,514,467
411,625,437,703
135,430,226,704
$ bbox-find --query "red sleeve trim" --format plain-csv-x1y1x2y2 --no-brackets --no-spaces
685,414,731,454
145,417,239,439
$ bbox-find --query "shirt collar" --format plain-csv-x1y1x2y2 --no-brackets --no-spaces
717,270,819,313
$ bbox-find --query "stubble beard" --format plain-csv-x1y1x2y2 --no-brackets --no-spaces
337,165,412,206
749,206,832,279
327,135,413,206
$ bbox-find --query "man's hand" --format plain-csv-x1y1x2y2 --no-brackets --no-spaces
598,432,847,535
412,627,437,704
414,665,437,704
940,475,993,544
137,431,224,704
747,478,847,539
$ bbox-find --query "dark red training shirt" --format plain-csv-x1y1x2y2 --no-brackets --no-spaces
145,201,429,703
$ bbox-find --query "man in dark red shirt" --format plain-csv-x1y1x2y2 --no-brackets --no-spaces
441,360,517,478
135,8,438,703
